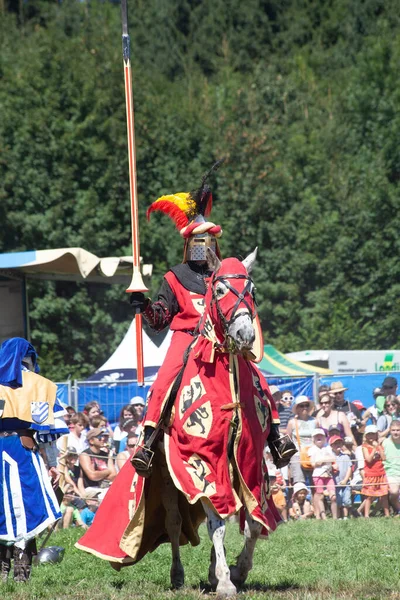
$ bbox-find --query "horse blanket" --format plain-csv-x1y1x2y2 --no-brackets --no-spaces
77,340,281,564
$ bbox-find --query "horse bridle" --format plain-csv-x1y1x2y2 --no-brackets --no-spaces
210,273,256,337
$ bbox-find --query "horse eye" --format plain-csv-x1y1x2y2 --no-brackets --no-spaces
216,283,227,297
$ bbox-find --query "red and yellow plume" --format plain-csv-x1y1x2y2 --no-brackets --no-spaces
146,159,224,230
146,192,196,230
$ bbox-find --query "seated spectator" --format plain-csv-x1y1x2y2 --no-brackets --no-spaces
116,431,139,471
361,425,389,518
308,428,337,519
58,448,86,510
330,436,352,519
78,428,117,496
382,421,400,515
113,404,139,453
59,484,87,530
118,418,140,453
57,412,89,456
289,482,314,520
268,465,288,522
129,396,145,425
377,396,400,439
80,489,102,527
286,396,317,486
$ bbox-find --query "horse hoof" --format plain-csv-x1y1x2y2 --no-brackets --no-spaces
216,580,237,597
229,565,247,589
208,547,218,589
170,565,184,589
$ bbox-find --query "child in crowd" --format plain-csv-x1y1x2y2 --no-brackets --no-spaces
361,424,389,518
289,482,314,520
330,436,352,519
308,429,337,519
59,484,87,530
269,466,288,522
80,490,102,527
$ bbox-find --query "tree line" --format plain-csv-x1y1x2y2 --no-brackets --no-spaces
1,0,399,379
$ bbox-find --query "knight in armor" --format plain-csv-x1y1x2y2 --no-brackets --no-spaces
0,338,66,582
131,163,295,476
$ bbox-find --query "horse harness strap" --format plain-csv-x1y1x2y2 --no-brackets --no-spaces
211,274,256,333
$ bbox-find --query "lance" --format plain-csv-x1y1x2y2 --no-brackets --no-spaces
121,0,148,386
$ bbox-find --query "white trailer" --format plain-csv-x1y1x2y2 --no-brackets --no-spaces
286,349,400,374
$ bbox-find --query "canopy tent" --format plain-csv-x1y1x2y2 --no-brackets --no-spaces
0,247,152,284
0,247,153,343
258,344,332,376
86,319,170,383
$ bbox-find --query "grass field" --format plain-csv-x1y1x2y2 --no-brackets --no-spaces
3,519,400,600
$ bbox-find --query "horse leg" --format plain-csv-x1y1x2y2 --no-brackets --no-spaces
229,510,262,588
201,501,237,597
160,459,184,589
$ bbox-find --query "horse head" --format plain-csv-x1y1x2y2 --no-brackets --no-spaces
204,248,258,355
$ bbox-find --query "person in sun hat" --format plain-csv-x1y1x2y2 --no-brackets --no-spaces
329,381,364,444
289,482,314,520
286,396,317,486
308,428,337,519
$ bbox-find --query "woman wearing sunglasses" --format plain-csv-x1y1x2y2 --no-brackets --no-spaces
316,394,355,444
377,396,400,439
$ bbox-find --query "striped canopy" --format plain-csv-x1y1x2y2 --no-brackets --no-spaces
259,345,332,376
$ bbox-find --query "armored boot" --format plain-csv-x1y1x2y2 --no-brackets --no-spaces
130,426,156,478
0,545,11,583
13,540,36,583
267,424,297,469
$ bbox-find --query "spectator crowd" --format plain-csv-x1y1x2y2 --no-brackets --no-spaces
267,375,400,521
52,376,400,531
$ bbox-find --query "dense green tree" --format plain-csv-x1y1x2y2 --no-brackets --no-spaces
1,0,399,378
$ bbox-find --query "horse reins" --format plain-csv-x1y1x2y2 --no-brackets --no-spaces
210,273,256,341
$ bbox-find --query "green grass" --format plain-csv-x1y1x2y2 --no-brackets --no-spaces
3,519,400,600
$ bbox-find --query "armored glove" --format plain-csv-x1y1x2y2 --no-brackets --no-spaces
130,292,147,313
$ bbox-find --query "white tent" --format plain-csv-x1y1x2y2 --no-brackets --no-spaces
88,320,168,383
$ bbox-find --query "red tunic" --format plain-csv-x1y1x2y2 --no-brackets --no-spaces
144,271,209,427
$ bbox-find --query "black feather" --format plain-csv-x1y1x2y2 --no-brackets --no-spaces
188,158,226,217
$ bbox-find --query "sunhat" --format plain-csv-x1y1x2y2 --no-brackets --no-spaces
292,482,308,496
292,395,315,414
312,428,326,438
329,435,344,446
329,381,348,394
365,424,378,435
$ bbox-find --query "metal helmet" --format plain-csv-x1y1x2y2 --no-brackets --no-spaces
37,546,65,565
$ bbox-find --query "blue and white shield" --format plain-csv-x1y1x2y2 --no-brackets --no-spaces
31,402,49,424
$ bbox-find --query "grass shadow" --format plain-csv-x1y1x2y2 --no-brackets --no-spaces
196,579,300,594
241,580,300,593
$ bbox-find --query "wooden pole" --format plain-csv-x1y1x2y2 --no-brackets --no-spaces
121,0,148,386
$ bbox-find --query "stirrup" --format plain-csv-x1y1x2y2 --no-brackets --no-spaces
130,445,154,478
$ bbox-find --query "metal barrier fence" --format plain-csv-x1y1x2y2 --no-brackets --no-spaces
54,370,400,425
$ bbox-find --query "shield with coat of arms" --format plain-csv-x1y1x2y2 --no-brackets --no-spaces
31,402,49,424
